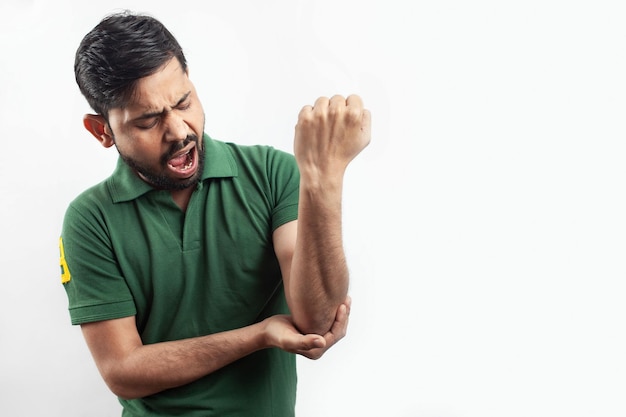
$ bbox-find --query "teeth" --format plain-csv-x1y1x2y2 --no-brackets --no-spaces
184,152,193,169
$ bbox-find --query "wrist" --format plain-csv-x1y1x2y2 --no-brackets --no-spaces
258,318,276,350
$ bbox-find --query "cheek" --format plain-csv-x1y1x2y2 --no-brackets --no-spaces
116,134,161,160
189,103,205,132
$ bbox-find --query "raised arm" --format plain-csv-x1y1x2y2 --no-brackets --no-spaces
280,94,371,335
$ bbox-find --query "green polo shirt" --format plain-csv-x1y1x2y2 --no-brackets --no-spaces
60,134,300,416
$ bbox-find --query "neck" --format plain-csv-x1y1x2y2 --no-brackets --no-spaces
170,187,194,212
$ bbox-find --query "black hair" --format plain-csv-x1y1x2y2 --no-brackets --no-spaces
74,11,187,118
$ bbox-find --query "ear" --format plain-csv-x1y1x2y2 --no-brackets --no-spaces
83,114,115,148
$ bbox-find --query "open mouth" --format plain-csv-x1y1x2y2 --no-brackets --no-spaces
167,143,197,176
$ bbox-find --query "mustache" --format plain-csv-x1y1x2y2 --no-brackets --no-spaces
160,134,199,165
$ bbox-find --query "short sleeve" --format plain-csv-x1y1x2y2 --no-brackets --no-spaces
60,197,136,325
267,148,300,232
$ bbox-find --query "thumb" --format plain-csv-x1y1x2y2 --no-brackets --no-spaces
300,334,326,351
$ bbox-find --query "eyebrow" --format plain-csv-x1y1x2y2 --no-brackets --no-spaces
132,91,192,121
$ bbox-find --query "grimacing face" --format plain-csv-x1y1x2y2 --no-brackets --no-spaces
106,58,206,190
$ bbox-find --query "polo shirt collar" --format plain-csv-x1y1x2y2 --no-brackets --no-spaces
108,134,237,203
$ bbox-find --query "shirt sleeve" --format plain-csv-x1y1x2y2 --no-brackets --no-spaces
267,148,300,232
60,195,136,325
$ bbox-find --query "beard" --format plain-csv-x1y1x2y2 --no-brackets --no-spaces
117,133,205,191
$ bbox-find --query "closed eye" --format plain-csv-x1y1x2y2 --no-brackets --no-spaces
131,91,192,129
176,96,192,111
136,117,160,130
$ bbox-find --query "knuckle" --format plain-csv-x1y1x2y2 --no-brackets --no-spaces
298,109,314,122
345,108,362,124
327,106,340,119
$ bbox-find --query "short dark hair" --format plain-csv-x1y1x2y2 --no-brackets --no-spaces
74,11,187,118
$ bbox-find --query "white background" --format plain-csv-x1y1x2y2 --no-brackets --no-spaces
1,1,625,416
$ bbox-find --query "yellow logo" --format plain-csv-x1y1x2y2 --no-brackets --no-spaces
59,237,71,284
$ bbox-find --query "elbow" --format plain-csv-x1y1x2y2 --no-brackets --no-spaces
105,377,140,400
287,289,349,335
289,296,349,335
293,312,335,336
101,368,146,400
107,381,146,401
293,296,351,343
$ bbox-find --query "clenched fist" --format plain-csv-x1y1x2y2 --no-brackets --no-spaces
294,94,371,182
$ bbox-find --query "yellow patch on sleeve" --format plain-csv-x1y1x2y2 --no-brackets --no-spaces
59,237,71,284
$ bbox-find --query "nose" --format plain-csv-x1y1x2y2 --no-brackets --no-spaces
163,112,188,142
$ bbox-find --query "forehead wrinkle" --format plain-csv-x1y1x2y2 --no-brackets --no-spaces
128,90,191,122
128,58,192,115
113,59,192,124
107,87,194,131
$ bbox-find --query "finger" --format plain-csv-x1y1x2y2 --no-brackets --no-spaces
329,94,346,107
296,335,329,358
291,335,326,355
296,348,324,360
335,303,348,323
299,104,313,113
313,96,330,110
346,94,363,110
297,104,313,120
324,304,349,344
344,295,352,312
298,334,326,350
328,95,349,119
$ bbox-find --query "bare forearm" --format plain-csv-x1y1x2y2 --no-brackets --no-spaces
286,94,370,335
99,323,265,399
288,179,349,335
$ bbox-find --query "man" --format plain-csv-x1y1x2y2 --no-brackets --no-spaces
60,10,370,417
